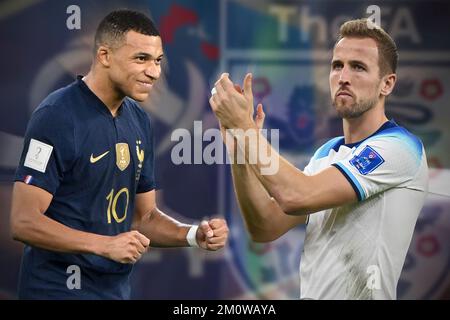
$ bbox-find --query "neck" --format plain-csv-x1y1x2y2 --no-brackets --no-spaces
82,69,124,117
342,102,388,144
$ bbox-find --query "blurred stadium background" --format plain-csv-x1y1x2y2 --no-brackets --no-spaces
0,0,449,299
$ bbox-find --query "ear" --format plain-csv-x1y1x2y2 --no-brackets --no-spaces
96,45,112,68
380,73,397,97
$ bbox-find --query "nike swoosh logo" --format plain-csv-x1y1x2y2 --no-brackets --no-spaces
90,151,110,163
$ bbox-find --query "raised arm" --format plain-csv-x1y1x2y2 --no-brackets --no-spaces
221,107,306,242
210,73,357,215
233,128,356,215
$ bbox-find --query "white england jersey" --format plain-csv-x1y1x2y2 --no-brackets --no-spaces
300,120,428,300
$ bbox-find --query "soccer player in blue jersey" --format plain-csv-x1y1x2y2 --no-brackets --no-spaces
10,10,229,299
209,19,428,299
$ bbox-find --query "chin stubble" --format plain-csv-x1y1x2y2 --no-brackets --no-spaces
333,95,378,119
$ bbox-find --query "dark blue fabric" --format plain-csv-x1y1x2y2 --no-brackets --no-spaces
14,76,156,299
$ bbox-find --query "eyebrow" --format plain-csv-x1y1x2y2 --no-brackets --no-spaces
133,52,164,59
331,59,369,68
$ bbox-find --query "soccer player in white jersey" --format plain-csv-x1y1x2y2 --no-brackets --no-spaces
209,19,428,299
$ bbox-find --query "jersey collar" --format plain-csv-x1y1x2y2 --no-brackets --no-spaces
76,75,125,118
344,119,398,149
329,119,398,153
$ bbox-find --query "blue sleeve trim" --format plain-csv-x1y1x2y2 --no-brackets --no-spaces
332,163,365,201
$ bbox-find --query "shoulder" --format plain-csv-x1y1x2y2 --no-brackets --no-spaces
32,81,79,123
26,84,80,140
31,105,74,133
364,125,424,160
311,136,345,161
37,80,79,112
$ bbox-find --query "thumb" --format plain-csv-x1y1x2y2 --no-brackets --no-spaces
200,220,214,238
243,73,253,101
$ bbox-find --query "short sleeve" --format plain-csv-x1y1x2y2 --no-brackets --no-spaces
303,158,314,176
14,105,77,195
303,136,343,176
136,113,156,193
332,135,424,201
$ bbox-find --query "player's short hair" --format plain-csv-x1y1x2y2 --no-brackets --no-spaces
335,19,398,77
94,9,160,52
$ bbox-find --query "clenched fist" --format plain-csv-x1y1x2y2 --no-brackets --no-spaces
102,230,150,264
196,218,229,251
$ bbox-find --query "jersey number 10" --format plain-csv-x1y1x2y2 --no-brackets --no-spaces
106,188,129,223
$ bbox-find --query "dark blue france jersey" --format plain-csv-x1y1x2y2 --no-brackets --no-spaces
14,76,156,299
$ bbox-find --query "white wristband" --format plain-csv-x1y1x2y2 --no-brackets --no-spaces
186,225,199,248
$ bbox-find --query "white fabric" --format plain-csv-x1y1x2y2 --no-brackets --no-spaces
186,225,199,248
300,122,428,300
24,138,53,173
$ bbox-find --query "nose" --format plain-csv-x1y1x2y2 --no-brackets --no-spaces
338,65,350,86
144,62,161,81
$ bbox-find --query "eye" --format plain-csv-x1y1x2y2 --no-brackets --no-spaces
135,56,147,63
353,64,365,71
332,62,343,70
155,57,163,65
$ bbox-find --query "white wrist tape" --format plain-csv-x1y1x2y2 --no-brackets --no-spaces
186,225,199,248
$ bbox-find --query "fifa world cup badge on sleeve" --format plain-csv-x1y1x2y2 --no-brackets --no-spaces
350,145,384,175
24,138,53,173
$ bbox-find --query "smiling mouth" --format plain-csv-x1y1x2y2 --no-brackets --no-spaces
137,81,153,88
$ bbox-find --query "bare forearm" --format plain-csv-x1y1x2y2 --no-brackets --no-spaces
224,129,279,231
133,208,191,247
12,211,106,256
224,128,305,240
233,124,310,212
232,163,293,241
231,158,307,240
